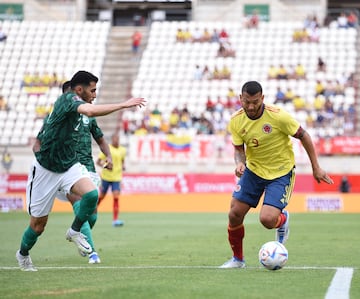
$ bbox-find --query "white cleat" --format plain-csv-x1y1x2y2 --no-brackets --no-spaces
276,210,290,244
219,257,246,269
66,228,92,255
16,250,37,272
88,252,101,264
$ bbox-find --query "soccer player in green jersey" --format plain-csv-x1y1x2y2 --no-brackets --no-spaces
33,81,112,264
16,70,145,271
220,81,333,268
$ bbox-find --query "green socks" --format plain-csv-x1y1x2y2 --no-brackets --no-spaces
71,189,98,231
20,226,39,256
72,199,96,251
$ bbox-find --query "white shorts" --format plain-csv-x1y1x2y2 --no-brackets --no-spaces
26,159,91,217
56,172,101,202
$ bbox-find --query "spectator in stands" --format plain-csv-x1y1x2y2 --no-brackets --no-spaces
292,28,310,42
202,28,212,42
196,113,214,134
337,12,348,28
323,80,335,98
339,176,351,193
206,96,215,112
267,65,278,80
41,71,53,87
276,64,288,80
50,72,60,88
214,96,225,113
317,57,326,72
211,29,220,43
309,24,320,43
212,66,221,80
274,87,286,104
183,28,192,42
226,88,238,108
245,9,260,29
191,27,202,42
220,65,231,80
334,80,345,95
131,30,142,55
202,65,212,80
219,28,229,43
0,27,7,42
22,71,34,87
176,28,186,42
324,98,335,119
1,147,13,174
293,94,307,111
303,15,320,30
217,42,236,57
315,80,326,96
347,11,358,28
313,94,326,111
0,94,10,111
294,63,306,79
284,88,295,104
193,64,203,80
169,108,180,129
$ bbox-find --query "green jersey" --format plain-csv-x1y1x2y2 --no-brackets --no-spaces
76,116,103,172
35,92,84,173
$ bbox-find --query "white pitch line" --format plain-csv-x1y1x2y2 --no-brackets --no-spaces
325,267,354,299
0,265,355,270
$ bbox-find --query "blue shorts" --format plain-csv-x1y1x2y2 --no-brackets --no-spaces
100,180,121,194
232,167,295,210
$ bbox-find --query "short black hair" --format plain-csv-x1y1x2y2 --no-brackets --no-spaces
62,80,71,93
241,81,262,95
70,71,98,89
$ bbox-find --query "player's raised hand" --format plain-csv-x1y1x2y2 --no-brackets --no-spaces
122,97,146,108
313,168,334,184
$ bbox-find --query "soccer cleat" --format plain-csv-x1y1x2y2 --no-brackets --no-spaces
16,250,37,272
219,257,246,269
66,228,92,255
276,210,290,244
78,248,87,257
112,219,124,227
88,252,101,264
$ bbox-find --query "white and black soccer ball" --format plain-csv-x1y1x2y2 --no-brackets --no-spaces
258,241,288,270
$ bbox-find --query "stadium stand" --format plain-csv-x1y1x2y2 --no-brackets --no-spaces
130,20,358,138
0,20,110,146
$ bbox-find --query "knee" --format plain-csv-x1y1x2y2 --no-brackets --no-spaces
83,189,99,206
228,209,243,226
31,223,46,235
259,214,277,229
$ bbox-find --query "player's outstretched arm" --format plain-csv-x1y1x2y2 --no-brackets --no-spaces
78,97,146,117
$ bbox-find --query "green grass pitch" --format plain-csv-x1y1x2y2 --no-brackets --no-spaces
0,211,359,299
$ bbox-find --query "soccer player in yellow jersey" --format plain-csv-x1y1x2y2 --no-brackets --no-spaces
220,81,334,268
97,133,127,226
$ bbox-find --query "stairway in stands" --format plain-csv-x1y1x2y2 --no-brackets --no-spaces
96,26,148,139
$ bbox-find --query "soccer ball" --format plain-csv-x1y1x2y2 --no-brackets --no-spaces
258,241,288,270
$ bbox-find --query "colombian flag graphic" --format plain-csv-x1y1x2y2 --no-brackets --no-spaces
163,135,192,152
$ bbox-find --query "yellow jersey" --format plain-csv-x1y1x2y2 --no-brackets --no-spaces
228,104,300,180
99,144,126,182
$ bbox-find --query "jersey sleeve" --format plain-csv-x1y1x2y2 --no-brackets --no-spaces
278,108,300,136
90,118,104,140
227,117,244,146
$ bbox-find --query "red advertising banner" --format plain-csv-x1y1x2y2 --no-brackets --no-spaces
0,174,27,193
4,173,360,194
315,137,360,155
